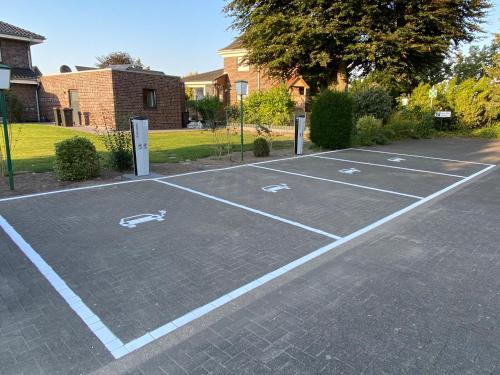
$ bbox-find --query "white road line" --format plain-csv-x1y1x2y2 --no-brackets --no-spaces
113,162,496,358
350,148,496,166
0,215,127,359
311,155,466,178
0,180,146,203
250,165,424,200
154,179,342,240
0,149,352,202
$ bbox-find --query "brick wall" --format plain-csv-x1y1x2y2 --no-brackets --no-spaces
0,39,30,68
112,70,184,130
9,83,38,122
39,70,116,127
223,56,277,104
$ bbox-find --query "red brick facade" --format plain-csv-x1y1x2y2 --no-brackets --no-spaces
223,56,277,104
39,69,184,130
0,39,31,68
9,83,39,122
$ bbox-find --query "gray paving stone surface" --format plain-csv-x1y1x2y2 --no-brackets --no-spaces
0,181,331,343
167,166,416,237
1,138,499,374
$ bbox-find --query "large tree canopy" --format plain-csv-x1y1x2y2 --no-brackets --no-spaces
224,0,490,91
96,51,146,69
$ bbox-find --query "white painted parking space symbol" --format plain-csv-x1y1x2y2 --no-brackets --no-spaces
262,183,291,193
338,168,361,175
119,210,166,228
388,157,406,162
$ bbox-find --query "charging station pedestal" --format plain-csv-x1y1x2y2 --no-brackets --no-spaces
130,116,149,176
294,115,306,155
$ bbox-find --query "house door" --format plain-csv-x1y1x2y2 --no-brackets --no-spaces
69,90,81,126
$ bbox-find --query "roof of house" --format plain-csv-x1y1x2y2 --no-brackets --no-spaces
286,76,309,89
11,67,41,81
0,21,45,43
182,69,225,83
75,66,97,72
219,38,243,51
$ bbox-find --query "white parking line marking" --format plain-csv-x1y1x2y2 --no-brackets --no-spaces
312,155,466,178
349,148,495,166
153,179,342,240
113,163,496,358
250,165,424,200
0,215,126,358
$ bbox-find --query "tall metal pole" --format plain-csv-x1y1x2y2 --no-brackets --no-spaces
0,90,14,190
239,95,244,162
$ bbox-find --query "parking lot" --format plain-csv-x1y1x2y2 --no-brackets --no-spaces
0,139,499,374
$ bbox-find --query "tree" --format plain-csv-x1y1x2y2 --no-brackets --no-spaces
224,0,490,91
96,51,146,69
452,34,499,82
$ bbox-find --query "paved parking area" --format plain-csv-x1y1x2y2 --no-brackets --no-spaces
0,138,499,374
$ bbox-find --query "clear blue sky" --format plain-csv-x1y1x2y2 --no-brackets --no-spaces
2,0,499,77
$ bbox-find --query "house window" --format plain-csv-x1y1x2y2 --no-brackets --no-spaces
194,87,204,100
0,41,2,62
237,56,249,72
143,89,157,109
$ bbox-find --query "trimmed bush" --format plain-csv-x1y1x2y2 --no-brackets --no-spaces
310,90,354,149
244,85,294,127
102,130,133,171
386,110,434,139
352,87,392,121
354,115,391,146
54,137,100,181
253,137,270,157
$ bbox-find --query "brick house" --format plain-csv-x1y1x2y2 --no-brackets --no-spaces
0,21,45,122
184,39,310,114
39,66,185,130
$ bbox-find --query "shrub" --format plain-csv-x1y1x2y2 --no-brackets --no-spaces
386,110,434,139
54,137,100,181
253,137,270,157
454,76,496,128
244,85,294,127
102,129,133,171
187,96,224,130
310,90,353,149
354,115,391,146
352,87,392,121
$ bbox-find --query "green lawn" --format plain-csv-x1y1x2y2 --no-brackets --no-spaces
1,124,294,173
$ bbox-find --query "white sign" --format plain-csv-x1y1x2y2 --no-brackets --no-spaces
429,87,437,99
130,117,149,176
434,111,451,118
119,210,166,229
295,116,306,155
388,157,406,163
262,183,291,193
339,168,361,175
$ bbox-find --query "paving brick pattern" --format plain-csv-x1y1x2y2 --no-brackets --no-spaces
115,163,500,374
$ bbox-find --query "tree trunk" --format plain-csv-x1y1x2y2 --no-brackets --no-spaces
328,61,349,91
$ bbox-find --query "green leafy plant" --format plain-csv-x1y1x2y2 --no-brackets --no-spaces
54,137,100,181
386,110,434,139
101,129,133,171
352,87,392,122
454,76,496,128
354,115,392,146
253,137,270,157
243,85,294,127
187,96,224,130
310,90,354,149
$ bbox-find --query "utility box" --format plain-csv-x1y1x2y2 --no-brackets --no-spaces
130,116,149,176
294,115,306,155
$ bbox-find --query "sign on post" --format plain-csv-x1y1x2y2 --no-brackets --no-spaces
130,116,149,176
434,111,452,118
295,115,306,155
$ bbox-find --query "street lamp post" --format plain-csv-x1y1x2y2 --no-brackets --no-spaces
0,64,14,190
235,80,248,162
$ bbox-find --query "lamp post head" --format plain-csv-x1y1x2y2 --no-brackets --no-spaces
235,80,248,96
0,64,11,90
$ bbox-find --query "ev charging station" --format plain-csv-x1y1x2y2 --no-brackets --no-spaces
130,116,150,176
294,115,306,155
